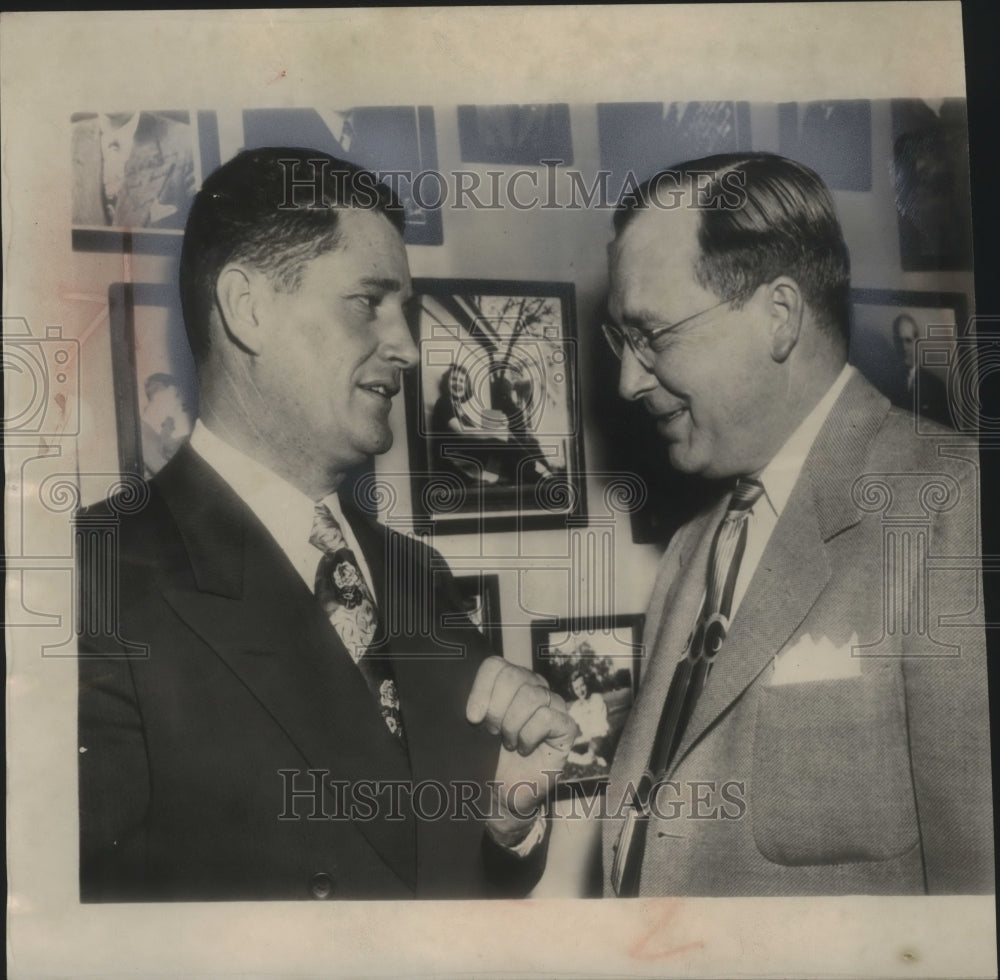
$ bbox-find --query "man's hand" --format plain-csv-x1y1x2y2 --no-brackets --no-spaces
466,656,579,845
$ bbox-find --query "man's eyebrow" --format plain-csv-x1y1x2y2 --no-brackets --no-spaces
620,307,670,330
354,276,403,292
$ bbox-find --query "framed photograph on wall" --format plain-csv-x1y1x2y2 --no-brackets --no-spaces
108,282,198,478
849,288,972,432
890,99,973,271
404,278,585,533
597,101,751,195
242,105,443,245
456,104,573,165
71,110,219,254
450,573,503,654
530,614,644,795
777,100,872,191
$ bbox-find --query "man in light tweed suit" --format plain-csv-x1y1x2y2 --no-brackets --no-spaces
600,153,992,896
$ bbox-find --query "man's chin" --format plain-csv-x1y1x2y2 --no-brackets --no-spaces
666,442,706,477
364,428,394,458
326,430,393,477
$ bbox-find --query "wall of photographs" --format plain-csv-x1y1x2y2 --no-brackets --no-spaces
68,101,975,778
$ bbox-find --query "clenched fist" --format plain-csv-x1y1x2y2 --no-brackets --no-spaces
466,656,580,844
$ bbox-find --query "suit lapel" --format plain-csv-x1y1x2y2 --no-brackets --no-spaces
639,514,708,680
341,502,503,894
609,504,721,795
667,372,890,772
341,502,501,783
154,447,417,891
669,483,832,770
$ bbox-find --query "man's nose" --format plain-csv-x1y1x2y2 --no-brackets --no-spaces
617,344,657,401
383,306,420,370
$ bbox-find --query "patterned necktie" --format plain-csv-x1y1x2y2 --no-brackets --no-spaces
309,503,405,741
612,477,765,896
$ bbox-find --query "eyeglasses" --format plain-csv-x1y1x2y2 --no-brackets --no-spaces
601,293,745,368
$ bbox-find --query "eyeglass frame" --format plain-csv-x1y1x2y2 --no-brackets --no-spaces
601,290,751,368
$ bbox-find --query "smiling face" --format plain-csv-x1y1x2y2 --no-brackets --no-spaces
449,364,471,403
607,205,784,479
251,209,418,491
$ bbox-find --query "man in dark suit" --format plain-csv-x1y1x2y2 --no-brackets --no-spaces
599,153,991,896
77,148,576,901
890,312,952,427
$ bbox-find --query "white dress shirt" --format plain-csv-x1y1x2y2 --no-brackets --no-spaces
188,421,377,600
729,364,856,617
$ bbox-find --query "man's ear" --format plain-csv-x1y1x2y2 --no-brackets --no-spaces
214,264,265,355
766,277,803,362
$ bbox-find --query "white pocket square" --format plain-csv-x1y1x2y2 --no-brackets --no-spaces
770,632,862,685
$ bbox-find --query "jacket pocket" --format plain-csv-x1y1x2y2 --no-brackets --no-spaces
750,670,919,866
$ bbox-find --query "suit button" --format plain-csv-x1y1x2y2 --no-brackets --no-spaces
310,872,334,899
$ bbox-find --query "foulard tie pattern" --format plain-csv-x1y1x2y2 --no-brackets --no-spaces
309,503,404,741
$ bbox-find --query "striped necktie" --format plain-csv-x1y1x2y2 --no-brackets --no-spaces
612,477,765,896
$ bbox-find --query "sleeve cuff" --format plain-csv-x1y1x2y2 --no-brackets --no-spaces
488,806,548,857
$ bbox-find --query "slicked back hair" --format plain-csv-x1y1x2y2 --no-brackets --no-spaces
614,152,851,344
179,147,405,363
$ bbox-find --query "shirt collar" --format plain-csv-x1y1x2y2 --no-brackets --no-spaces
754,364,855,520
189,420,340,563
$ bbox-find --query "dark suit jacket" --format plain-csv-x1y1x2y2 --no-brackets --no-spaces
78,446,539,901
604,373,992,895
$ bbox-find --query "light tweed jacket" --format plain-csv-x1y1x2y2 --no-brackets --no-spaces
604,372,993,896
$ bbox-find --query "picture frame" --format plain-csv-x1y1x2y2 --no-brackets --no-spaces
777,100,873,191
241,105,443,246
849,288,972,432
530,614,645,796
108,282,198,478
596,101,751,195
456,104,573,165
71,110,219,255
404,277,585,534
450,573,503,654
890,99,973,271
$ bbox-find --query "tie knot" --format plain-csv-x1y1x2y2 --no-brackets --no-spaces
728,478,764,514
310,503,348,555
